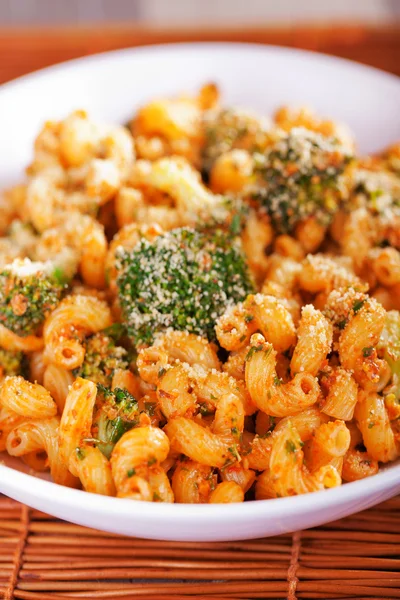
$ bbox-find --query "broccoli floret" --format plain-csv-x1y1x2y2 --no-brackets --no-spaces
92,385,140,458
378,311,400,396
0,258,65,336
352,169,400,217
252,127,352,233
116,227,254,345
0,348,23,380
202,107,270,175
196,195,249,236
98,385,139,418
73,332,129,387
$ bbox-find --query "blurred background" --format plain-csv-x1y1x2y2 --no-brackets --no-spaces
0,0,399,83
1,0,400,25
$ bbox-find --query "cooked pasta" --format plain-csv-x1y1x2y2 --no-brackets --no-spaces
245,334,320,417
110,426,172,501
58,378,98,472
256,422,341,499
43,364,75,413
69,445,116,496
304,420,350,474
172,460,217,503
0,407,26,452
355,391,399,463
7,417,78,486
0,377,57,419
43,295,112,370
0,83,399,503
319,367,359,421
209,481,245,503
290,304,332,377
342,421,379,483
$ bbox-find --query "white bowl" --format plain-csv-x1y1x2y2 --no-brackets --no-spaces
0,43,400,541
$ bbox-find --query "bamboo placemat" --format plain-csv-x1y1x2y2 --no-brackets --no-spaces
0,496,399,599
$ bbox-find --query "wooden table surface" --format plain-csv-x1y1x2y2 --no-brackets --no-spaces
0,23,399,84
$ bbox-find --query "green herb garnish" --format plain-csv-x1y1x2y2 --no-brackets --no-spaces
362,347,374,358
285,440,297,454
245,344,265,361
353,299,366,314
76,447,85,461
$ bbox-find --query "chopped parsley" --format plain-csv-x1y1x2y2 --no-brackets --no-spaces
226,445,241,464
362,346,374,358
370,188,384,200
353,299,366,314
199,402,214,416
246,344,271,362
229,213,241,235
52,266,69,286
285,440,297,454
76,447,85,461
144,401,157,417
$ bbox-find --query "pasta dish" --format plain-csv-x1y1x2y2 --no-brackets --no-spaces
0,83,399,504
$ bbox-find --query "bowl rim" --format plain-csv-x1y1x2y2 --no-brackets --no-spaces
1,41,399,94
0,41,399,524
0,458,399,522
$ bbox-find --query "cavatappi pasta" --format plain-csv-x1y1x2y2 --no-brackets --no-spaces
0,84,399,504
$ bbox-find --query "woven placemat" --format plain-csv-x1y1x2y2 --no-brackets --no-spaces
0,496,399,600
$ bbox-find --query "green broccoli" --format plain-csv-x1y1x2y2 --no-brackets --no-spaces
0,348,24,379
91,385,140,458
252,127,352,233
202,107,269,176
378,310,400,399
0,258,65,336
196,195,249,236
351,168,400,229
73,332,129,387
116,227,254,346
